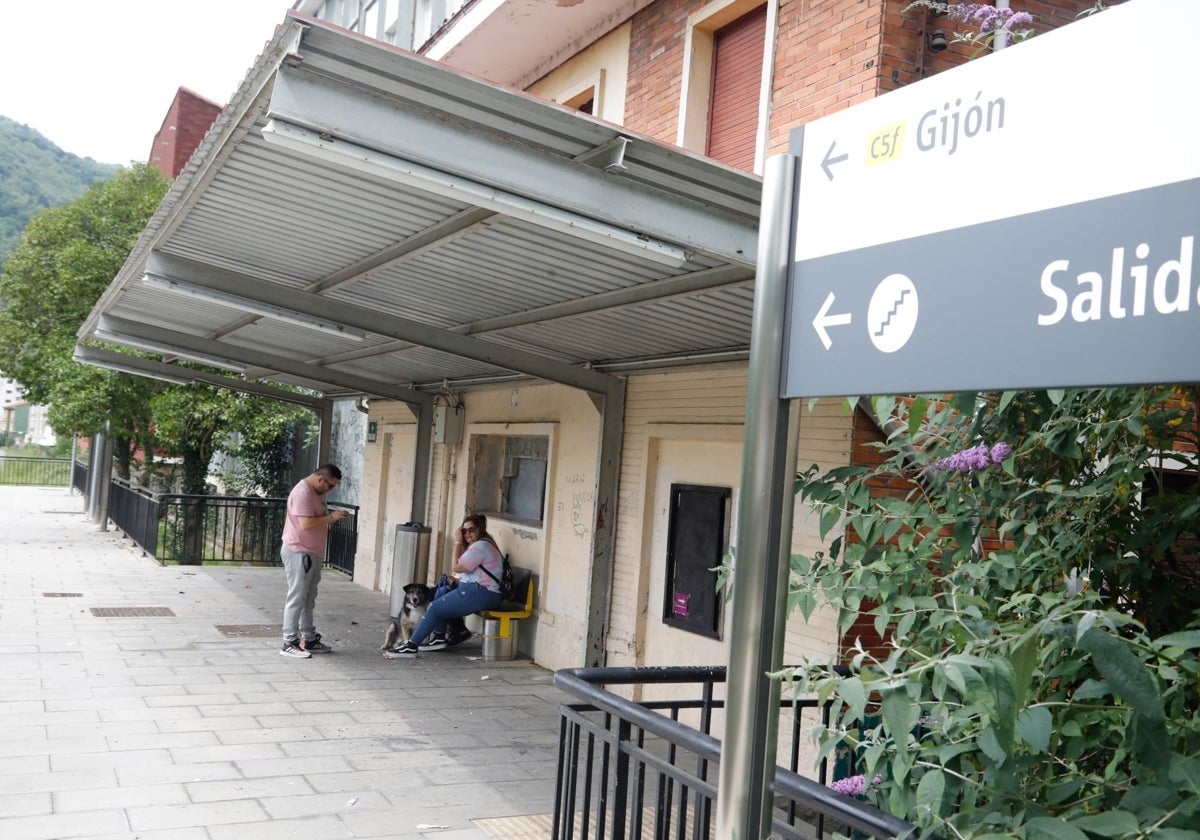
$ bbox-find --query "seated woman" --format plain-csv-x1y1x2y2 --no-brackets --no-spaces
384,513,504,658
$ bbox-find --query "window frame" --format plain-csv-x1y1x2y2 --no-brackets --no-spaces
676,0,778,175
466,430,553,529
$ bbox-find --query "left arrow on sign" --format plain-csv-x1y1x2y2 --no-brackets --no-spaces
812,292,852,350
820,141,849,181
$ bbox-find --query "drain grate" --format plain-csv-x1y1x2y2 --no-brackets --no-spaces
90,607,176,617
43,592,83,598
215,624,283,638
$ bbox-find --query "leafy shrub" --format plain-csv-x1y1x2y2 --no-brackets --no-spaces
784,388,1200,839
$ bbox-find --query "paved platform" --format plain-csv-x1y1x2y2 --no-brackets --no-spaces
0,485,568,840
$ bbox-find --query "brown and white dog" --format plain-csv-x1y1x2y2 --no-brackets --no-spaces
382,583,435,650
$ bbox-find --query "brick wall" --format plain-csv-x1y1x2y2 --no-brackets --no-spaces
149,88,222,178
624,0,694,143
768,0,887,153
622,0,1097,163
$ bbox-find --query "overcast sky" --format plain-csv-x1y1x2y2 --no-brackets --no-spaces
0,1,296,166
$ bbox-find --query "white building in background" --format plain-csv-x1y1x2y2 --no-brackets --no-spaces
0,378,55,447
1,377,22,406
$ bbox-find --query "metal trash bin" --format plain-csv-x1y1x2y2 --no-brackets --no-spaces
482,617,518,661
388,523,430,619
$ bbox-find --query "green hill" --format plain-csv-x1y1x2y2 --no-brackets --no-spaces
0,116,120,263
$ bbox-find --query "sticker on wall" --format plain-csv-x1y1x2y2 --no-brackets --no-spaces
672,593,690,617
367,421,377,443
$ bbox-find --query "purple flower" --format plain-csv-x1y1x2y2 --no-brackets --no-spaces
941,3,1030,35
928,442,1013,473
989,442,1013,464
829,774,883,796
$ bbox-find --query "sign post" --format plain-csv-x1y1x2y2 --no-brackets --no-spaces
721,1,1199,837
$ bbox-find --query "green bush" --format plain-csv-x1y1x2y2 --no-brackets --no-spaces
784,388,1200,839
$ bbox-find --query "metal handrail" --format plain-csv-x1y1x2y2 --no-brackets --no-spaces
553,665,918,840
0,455,72,486
105,477,357,573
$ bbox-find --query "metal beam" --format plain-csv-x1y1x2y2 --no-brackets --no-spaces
411,402,433,524
94,315,434,409
584,383,626,667
262,118,690,269
317,400,334,466
311,264,753,368
267,68,757,267
74,346,325,409
144,252,623,399
307,206,497,295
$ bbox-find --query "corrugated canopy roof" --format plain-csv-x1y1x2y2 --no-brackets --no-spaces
80,12,763,405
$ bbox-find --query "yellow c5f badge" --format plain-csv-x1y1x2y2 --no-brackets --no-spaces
866,123,905,167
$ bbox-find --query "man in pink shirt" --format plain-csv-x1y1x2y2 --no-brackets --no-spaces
280,464,349,658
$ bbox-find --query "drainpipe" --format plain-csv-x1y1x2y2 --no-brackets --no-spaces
436,434,456,576
995,0,1010,50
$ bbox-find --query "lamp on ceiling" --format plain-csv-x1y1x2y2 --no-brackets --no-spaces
140,273,367,342
259,118,691,269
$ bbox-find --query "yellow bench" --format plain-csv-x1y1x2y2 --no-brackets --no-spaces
479,567,535,660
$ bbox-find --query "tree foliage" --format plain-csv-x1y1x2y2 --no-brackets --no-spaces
0,164,170,474
785,387,1200,839
0,116,119,262
218,398,316,498
152,385,316,496
1,163,319,490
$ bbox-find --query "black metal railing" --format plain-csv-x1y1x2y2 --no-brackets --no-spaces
72,458,88,495
106,477,357,574
0,455,72,486
108,479,162,556
553,666,918,840
326,506,357,576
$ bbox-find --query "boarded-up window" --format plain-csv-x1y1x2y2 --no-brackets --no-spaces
468,435,549,526
705,4,766,170
662,484,730,639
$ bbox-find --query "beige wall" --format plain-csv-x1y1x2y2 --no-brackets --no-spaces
356,401,420,595
609,364,849,660
363,381,602,670
526,23,630,125
358,366,851,685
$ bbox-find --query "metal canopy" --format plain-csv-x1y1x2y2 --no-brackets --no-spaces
79,11,762,401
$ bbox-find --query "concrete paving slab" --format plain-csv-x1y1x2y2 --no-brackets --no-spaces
0,485,568,838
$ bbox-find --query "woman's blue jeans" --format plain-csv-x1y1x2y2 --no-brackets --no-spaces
410,582,502,644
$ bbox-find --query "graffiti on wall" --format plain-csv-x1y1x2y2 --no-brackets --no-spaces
557,472,592,538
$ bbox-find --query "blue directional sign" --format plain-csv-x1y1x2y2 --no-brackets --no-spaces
782,0,1200,398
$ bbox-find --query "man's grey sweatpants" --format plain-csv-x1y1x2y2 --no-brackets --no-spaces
281,546,322,642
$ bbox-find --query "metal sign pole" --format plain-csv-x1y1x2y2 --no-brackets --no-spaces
715,153,802,840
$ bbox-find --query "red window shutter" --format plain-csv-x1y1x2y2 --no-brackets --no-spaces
706,4,767,171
